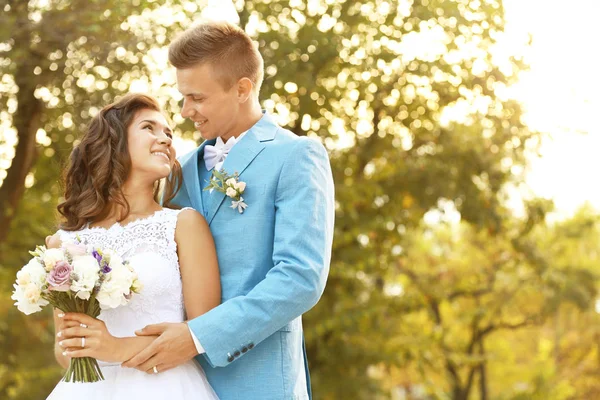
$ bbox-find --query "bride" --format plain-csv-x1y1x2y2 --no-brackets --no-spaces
45,93,220,399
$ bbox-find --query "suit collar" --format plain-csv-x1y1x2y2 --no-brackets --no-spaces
205,129,265,225
250,111,278,142
180,139,214,216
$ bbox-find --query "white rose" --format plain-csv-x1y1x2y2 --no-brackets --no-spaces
72,287,92,300
23,282,42,303
70,255,100,298
108,252,125,271
11,284,49,315
235,181,246,193
22,258,46,285
109,263,134,289
225,178,237,187
226,187,237,198
97,261,135,309
16,270,31,286
43,248,66,271
72,255,100,276
96,280,128,309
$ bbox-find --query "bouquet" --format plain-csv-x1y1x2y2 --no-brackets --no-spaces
11,237,142,382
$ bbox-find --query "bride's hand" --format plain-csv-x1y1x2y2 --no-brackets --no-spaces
57,313,120,363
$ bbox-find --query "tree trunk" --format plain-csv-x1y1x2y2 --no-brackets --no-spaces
452,386,467,400
448,359,467,400
0,2,43,246
479,340,488,400
0,70,42,244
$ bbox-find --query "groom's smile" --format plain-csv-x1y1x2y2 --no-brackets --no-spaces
194,120,207,129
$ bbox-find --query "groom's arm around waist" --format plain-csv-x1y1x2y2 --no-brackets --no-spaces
188,137,335,367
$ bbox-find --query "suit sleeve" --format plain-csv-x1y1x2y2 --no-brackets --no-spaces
188,137,335,367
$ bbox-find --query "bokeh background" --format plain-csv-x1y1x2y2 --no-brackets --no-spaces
2,0,600,399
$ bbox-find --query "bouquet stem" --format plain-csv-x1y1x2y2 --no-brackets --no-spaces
48,292,105,383
63,356,105,382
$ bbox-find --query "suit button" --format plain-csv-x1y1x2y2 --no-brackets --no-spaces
227,353,234,362
234,350,241,357
241,347,248,353
248,343,254,349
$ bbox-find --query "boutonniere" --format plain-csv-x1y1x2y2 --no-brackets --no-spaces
204,169,248,214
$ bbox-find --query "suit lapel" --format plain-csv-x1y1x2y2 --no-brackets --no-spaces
206,131,266,225
182,140,213,216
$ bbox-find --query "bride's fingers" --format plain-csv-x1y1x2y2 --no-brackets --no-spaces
60,313,98,328
58,337,91,349
62,347,91,359
57,326,93,340
62,320,90,329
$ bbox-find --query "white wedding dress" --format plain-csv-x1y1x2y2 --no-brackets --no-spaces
46,208,219,400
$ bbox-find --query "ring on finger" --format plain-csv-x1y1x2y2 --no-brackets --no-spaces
80,323,87,328
81,337,86,348
153,366,158,374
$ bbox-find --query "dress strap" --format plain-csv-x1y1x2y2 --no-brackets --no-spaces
163,207,194,249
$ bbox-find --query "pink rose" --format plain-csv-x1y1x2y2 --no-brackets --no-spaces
64,243,87,257
47,260,73,291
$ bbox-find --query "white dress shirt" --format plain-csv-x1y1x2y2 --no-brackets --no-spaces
204,131,247,171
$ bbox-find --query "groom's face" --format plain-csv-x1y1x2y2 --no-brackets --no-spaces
177,63,240,141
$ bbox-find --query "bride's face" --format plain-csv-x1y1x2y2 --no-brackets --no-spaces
127,108,176,182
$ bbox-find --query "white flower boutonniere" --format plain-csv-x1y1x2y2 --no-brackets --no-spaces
204,169,248,214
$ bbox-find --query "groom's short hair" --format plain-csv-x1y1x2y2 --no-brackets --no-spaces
169,21,264,94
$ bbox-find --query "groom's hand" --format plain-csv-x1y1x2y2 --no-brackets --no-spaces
121,322,199,373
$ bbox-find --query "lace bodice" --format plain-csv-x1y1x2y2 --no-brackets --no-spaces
57,208,190,339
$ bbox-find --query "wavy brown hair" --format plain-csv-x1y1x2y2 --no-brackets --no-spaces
58,93,182,231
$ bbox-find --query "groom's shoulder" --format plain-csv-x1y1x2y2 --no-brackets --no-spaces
271,126,323,149
270,127,327,158
271,126,296,145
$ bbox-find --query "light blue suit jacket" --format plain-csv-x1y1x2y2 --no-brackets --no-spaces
172,112,334,400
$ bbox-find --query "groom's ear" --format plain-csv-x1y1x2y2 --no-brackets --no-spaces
236,77,254,103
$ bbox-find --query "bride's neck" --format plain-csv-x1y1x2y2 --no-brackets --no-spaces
110,180,160,220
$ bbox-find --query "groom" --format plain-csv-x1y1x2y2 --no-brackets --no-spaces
123,21,335,399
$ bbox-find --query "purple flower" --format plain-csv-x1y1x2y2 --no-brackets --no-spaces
47,260,73,292
92,250,102,264
101,264,112,274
